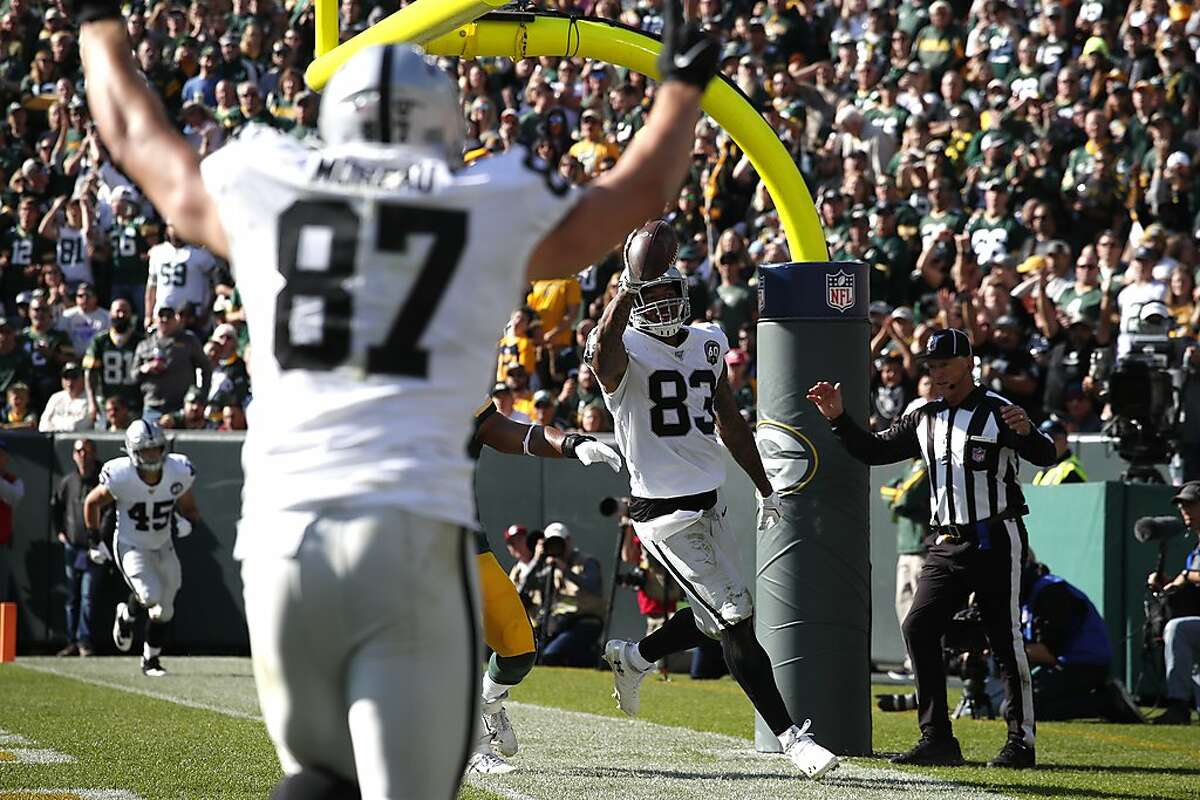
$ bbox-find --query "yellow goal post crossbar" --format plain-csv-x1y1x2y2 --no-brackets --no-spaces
305,6,829,262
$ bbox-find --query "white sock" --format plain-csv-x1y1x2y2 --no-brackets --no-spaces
144,643,161,660
481,674,513,704
628,642,654,673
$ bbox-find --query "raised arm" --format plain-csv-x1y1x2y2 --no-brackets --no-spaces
587,288,636,393
525,1,718,280
77,13,227,258
808,380,922,465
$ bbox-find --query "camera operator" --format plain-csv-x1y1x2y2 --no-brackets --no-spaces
522,523,605,667
619,527,682,674
1017,559,1143,723
1146,481,1200,724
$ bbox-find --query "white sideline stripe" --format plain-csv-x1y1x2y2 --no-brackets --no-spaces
0,748,76,764
12,663,263,721
0,733,31,746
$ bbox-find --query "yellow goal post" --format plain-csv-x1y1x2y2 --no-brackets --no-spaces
306,1,829,262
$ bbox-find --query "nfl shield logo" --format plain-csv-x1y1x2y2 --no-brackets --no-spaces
971,446,986,464
825,270,855,313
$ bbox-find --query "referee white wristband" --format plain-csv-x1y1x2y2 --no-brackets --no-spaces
522,424,541,456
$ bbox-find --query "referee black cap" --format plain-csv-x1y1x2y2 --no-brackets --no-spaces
919,328,973,360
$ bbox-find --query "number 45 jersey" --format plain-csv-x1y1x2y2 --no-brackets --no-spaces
198,128,578,554
601,322,728,499
101,454,195,551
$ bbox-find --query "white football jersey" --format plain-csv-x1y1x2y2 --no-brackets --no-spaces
56,227,94,287
601,322,729,498
100,453,195,551
199,128,578,558
149,240,219,314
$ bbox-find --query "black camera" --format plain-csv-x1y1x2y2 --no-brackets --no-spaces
943,605,996,720
614,567,646,589
543,537,566,558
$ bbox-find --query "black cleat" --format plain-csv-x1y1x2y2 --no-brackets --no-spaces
141,656,167,677
1151,702,1192,726
890,735,965,766
988,739,1035,769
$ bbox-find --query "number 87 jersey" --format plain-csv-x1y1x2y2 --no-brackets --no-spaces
197,128,578,554
601,321,729,499
101,454,196,551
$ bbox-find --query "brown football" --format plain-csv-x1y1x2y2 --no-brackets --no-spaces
622,220,679,283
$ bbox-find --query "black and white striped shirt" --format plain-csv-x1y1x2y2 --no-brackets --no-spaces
832,386,1058,526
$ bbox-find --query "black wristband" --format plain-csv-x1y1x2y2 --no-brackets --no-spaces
86,528,101,546
561,433,596,460
75,1,122,25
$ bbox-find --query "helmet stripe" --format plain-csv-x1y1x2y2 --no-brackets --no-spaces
379,45,394,144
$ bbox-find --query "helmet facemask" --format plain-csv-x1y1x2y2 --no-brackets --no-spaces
629,273,690,338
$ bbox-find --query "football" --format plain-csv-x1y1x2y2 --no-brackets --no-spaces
622,219,679,283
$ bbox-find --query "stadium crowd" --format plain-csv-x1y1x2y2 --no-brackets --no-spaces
0,0,1195,458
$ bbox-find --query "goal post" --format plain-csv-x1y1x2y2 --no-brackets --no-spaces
303,6,829,262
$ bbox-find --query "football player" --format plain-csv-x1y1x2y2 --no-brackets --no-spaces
589,220,840,780
468,400,621,775
82,419,201,677
72,0,719,795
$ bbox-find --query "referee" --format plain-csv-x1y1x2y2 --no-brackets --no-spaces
808,329,1059,769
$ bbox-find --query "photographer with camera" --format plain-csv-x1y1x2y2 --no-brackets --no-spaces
1146,482,1200,724
1018,559,1143,724
521,523,605,667
880,559,1143,724
618,526,682,673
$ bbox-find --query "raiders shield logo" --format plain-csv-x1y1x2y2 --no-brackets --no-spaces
170,482,184,495
705,340,721,365
825,269,855,313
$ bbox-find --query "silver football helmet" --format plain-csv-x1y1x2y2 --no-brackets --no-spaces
621,227,690,338
319,43,465,164
125,419,167,473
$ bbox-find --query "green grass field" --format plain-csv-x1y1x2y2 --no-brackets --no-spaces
0,658,1195,800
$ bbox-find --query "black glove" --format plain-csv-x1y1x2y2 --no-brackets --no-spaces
656,0,720,90
66,0,122,25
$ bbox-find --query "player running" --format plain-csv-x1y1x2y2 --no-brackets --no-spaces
73,0,720,793
468,400,621,774
589,220,839,780
83,419,201,677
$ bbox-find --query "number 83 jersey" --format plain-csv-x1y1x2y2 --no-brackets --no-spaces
100,454,195,551
602,322,728,499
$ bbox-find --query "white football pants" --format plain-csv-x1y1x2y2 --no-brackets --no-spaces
114,535,182,622
634,494,754,638
241,507,479,800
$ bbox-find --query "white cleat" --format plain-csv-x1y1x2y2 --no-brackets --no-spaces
482,695,518,757
112,602,133,653
780,720,839,780
603,639,648,717
466,750,516,775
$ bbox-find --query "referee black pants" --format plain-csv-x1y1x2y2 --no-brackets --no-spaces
902,517,1035,747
